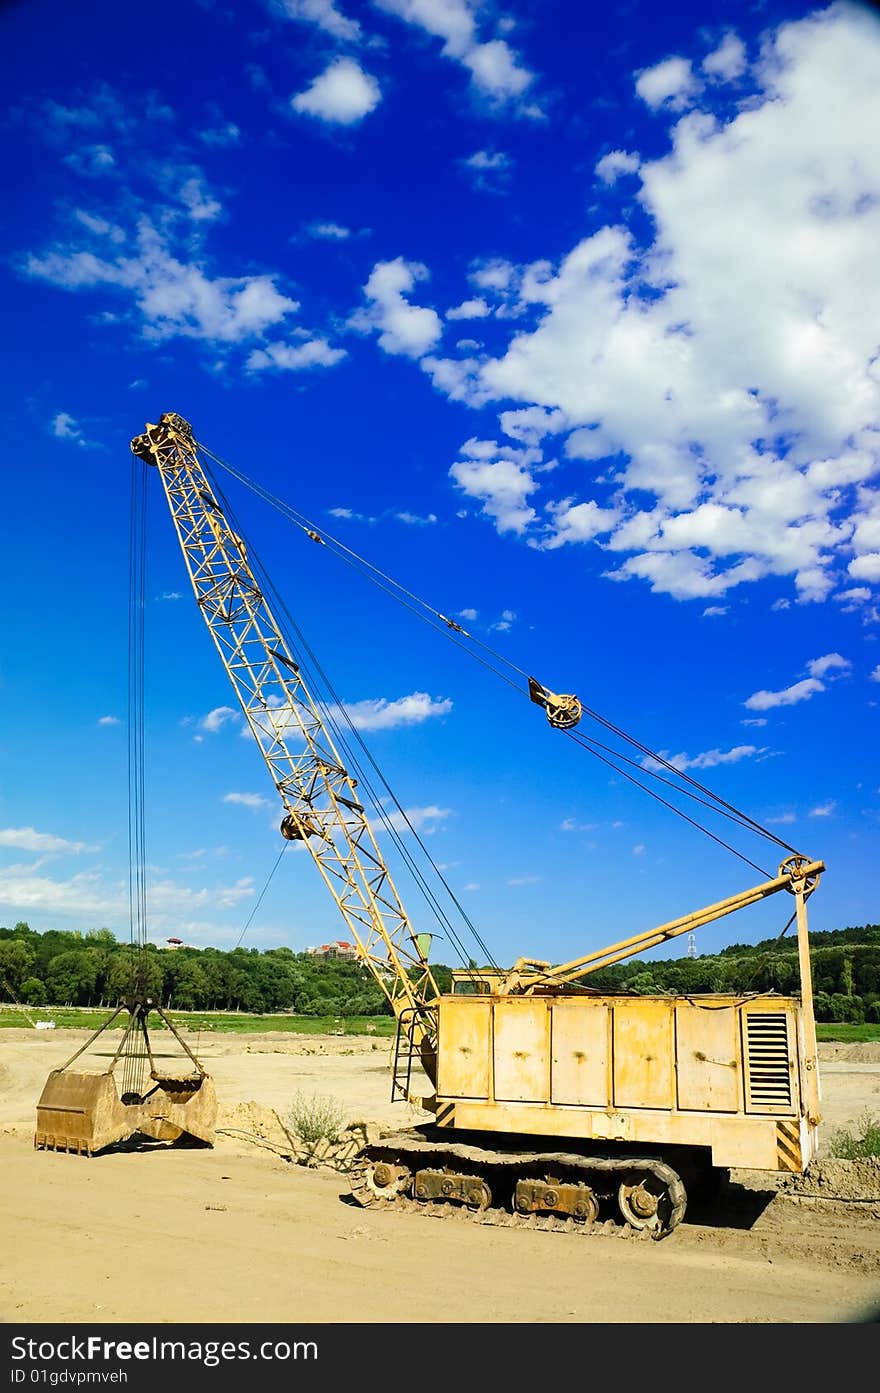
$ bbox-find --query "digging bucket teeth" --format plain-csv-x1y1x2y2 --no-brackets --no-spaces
34,1068,218,1156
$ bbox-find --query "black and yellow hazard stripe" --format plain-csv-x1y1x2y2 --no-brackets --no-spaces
776,1120,801,1171
435,1102,456,1128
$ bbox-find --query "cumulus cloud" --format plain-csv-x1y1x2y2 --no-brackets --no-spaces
27,221,299,346
291,57,381,124
407,4,880,606
871,664,880,682
702,31,747,81
385,804,451,834
198,706,240,733
461,149,513,192
277,0,362,42
0,828,92,854
350,258,443,357
246,337,346,372
97,715,120,726
809,800,837,817
222,792,271,810
51,411,90,447
450,438,540,534
595,149,640,183
375,0,536,108
343,692,452,730
646,744,762,772
806,653,850,679
635,55,701,109
744,677,824,711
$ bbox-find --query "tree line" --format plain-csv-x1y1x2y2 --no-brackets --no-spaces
0,921,878,1023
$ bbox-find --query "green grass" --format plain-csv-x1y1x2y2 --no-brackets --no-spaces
815,1023,880,1043
3,1005,878,1043
0,1006,397,1036
827,1110,880,1160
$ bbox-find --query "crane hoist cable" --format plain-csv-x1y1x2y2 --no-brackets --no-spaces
122,446,152,1099
198,442,801,879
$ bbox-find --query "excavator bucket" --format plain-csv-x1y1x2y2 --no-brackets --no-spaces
35,1068,218,1156
34,996,218,1157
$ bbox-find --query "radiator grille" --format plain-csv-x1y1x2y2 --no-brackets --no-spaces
744,1012,792,1112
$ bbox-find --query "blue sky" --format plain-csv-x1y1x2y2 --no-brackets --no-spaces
1,0,878,973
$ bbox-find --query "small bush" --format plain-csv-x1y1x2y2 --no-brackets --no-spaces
827,1110,880,1160
285,1091,347,1145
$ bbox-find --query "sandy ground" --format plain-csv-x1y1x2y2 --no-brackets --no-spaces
1,1027,879,1326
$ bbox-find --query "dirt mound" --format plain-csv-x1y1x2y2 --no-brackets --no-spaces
780,1156,880,1201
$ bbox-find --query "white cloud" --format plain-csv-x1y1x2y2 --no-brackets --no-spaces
508,874,539,885
635,55,700,110
350,258,442,357
450,439,540,534
742,717,767,727
744,677,824,711
702,32,747,81
870,664,880,682
541,497,620,550
809,800,837,817
649,744,762,772
246,338,346,372
0,828,92,854
446,297,491,320
490,609,516,632
344,692,452,730
461,149,513,192
64,143,116,176
806,652,850,679
849,553,880,582
406,5,880,605
51,411,83,442
278,0,361,40
27,221,299,346
97,715,120,726
632,844,646,857
307,222,351,240
375,0,535,107
222,792,271,810
0,866,253,922
178,175,222,222
198,122,241,148
595,149,640,183
291,57,381,125
766,811,796,824
385,804,451,834
702,605,728,617
199,705,239,733
395,510,437,525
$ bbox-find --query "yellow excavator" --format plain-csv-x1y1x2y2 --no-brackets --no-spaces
37,412,824,1239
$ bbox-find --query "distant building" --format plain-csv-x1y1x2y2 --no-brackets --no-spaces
306,940,358,961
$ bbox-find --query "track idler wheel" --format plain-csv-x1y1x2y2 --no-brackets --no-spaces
349,1157,412,1207
617,1170,680,1238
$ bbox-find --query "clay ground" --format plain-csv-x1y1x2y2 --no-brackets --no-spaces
1,1027,879,1326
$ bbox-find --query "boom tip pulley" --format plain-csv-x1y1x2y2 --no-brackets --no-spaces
528,676,583,730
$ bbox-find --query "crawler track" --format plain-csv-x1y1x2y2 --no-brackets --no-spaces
348,1132,688,1241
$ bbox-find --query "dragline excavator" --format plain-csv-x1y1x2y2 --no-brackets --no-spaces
37,410,825,1240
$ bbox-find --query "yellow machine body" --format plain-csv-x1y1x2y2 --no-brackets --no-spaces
433,989,818,1172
